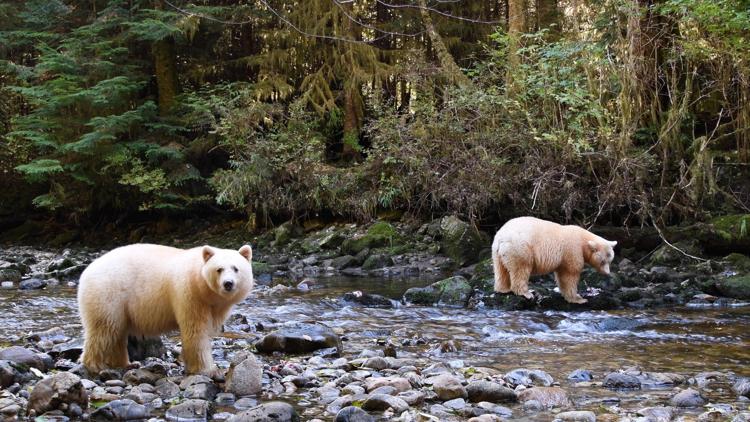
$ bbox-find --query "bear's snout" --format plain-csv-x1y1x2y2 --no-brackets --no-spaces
223,280,235,291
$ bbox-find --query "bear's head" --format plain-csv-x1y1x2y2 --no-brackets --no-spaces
200,245,254,298
587,238,617,275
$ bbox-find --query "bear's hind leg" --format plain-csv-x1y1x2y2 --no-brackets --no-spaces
493,252,512,293
557,271,587,304
506,259,533,299
81,317,130,372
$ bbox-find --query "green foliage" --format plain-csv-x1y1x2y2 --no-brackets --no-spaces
1,0,748,225
2,0,213,215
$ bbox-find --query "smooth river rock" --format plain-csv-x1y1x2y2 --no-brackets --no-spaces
90,399,150,420
361,393,409,413
467,380,517,403
734,378,750,397
0,346,45,370
670,388,707,407
602,372,641,389
554,410,596,422
255,322,342,355
431,373,467,400
227,401,300,422
504,368,554,387
335,406,375,422
165,399,210,420
517,387,571,408
28,372,89,416
225,354,263,396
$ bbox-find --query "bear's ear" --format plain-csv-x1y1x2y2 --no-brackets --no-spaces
202,246,215,263
238,245,252,261
587,240,598,252
609,240,618,247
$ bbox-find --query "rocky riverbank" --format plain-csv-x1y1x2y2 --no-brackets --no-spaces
3,215,749,311
1,326,749,421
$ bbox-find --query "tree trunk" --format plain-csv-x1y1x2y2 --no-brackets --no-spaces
418,0,471,88
152,0,179,115
342,84,361,162
341,2,361,162
536,0,559,40
507,0,527,94
737,66,750,163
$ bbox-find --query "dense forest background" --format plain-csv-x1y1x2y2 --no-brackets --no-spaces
1,0,749,233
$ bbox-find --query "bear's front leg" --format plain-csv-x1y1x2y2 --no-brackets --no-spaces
556,271,587,304
179,319,220,377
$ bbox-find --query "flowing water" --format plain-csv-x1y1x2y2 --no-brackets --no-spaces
1,274,749,419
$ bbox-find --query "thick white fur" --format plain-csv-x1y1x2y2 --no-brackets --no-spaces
491,217,616,304
77,243,253,375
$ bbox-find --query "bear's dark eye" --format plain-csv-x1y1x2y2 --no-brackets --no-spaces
217,268,223,273
231,266,238,273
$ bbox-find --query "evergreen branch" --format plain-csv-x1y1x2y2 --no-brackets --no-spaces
375,0,502,24
163,0,404,44
330,0,425,38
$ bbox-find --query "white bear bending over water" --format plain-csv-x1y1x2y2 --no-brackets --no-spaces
77,244,253,375
492,217,616,304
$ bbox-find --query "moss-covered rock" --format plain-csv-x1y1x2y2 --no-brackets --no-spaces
0,269,23,283
478,292,537,310
723,253,750,273
711,214,750,241
403,284,441,305
252,261,272,276
341,222,401,255
436,276,472,306
272,221,303,247
471,258,494,280
362,254,394,270
437,216,487,267
716,275,750,299
580,268,623,291
649,241,703,266
403,276,472,307
300,227,345,254
330,255,356,270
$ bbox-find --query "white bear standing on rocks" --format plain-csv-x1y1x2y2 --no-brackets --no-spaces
492,217,616,304
78,244,253,376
